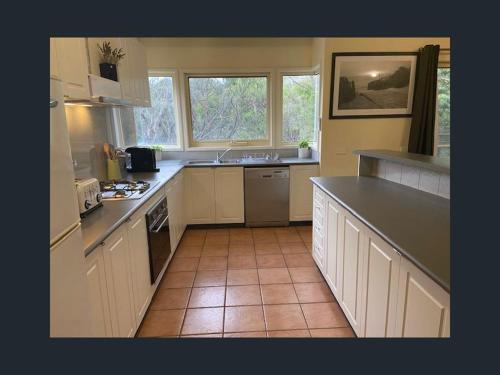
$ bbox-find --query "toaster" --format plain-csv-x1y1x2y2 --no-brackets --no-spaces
75,178,103,217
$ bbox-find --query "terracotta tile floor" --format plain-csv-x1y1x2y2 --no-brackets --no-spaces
137,226,355,338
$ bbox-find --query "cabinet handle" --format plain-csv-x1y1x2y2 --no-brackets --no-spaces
49,99,58,108
100,241,106,247
125,217,132,223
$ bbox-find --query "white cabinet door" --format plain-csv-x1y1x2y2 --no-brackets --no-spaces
165,179,179,250
338,210,366,336
395,258,450,337
53,38,90,99
361,229,401,337
50,38,60,79
185,168,216,224
215,167,244,223
102,226,136,337
290,165,319,221
312,186,326,274
324,197,341,299
127,212,152,325
85,246,113,337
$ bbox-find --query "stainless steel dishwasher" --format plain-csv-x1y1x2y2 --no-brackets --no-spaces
244,167,289,227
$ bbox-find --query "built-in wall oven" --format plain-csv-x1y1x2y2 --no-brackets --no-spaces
145,196,171,284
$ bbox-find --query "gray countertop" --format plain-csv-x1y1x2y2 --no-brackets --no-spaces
353,149,450,174
311,176,450,291
81,157,319,256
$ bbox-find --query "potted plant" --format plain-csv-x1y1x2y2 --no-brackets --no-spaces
298,140,311,159
150,145,164,161
97,41,125,82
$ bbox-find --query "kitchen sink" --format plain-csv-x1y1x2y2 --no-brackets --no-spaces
187,160,216,165
218,159,241,164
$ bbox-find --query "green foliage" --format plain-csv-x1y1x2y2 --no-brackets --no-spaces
149,144,164,151
299,140,310,148
436,68,450,158
97,41,125,65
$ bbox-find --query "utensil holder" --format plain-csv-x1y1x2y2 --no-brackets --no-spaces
107,159,122,180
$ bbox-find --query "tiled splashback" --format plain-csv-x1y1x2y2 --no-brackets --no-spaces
160,147,319,161
367,159,449,199
65,105,111,181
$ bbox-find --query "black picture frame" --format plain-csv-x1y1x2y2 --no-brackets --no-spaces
329,52,419,119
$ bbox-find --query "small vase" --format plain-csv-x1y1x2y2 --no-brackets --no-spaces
99,63,118,82
155,150,162,161
298,148,311,159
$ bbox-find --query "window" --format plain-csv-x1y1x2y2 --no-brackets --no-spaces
435,67,450,158
281,73,320,145
186,75,270,147
121,73,180,148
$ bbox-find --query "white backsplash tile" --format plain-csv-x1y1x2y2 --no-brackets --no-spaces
385,161,402,183
419,170,440,195
401,165,421,189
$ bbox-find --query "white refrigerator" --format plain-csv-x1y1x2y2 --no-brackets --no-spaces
50,78,91,337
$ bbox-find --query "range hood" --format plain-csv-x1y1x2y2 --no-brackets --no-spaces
64,74,134,107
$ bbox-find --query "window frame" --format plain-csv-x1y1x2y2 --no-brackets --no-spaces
276,67,321,149
180,69,274,150
434,52,450,158
117,69,184,150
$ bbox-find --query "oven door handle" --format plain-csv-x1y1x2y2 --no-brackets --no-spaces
151,214,169,233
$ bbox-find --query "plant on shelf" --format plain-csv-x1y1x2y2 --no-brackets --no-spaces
97,41,125,82
150,145,164,161
298,139,311,159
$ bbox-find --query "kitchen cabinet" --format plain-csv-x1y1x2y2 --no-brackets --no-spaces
312,186,327,274
360,228,401,337
394,257,450,337
215,167,245,223
166,171,186,251
51,38,90,99
338,210,366,336
85,246,113,337
126,210,152,326
88,37,150,106
290,165,319,221
324,196,341,298
185,167,244,224
101,225,136,338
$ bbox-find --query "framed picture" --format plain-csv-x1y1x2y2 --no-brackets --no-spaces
329,52,418,119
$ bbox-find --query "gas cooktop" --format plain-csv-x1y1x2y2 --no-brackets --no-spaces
99,180,159,200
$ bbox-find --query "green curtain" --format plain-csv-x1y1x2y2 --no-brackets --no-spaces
408,45,440,155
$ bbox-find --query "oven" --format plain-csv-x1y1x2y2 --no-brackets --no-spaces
145,196,171,284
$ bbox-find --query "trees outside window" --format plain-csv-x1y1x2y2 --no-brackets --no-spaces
436,68,450,158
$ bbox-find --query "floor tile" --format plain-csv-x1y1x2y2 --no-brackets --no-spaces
258,268,292,284
227,269,259,285
252,228,278,243
181,333,223,338
284,253,316,268
288,267,323,283
230,228,252,235
301,302,349,329
138,309,185,337
274,227,298,235
224,306,265,333
294,283,334,303
295,226,312,233
256,254,286,268
263,304,307,331
184,229,207,237
228,244,255,256
261,284,298,305
267,329,311,338
204,235,229,246
305,243,313,253
193,270,227,287
167,257,199,272
229,233,254,245
175,245,203,258
280,242,307,254
181,307,224,335
188,287,225,308
181,236,205,246
226,285,262,306
160,271,196,288
198,256,228,270
309,328,355,338
224,331,267,338
298,232,312,245
150,288,191,310
202,244,229,257
255,243,281,255
228,255,257,269
206,228,229,235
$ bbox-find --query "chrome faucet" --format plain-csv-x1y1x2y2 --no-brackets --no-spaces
216,148,232,163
